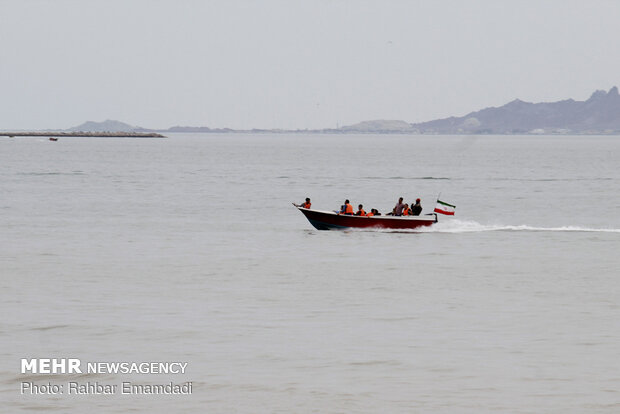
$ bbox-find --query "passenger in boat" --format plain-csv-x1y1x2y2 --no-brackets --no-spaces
339,200,354,215
402,203,410,216
355,204,366,216
366,209,374,217
411,198,422,216
371,208,381,216
295,198,312,209
392,197,405,216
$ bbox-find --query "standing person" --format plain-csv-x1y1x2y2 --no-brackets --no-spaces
355,204,366,216
295,198,311,209
340,199,354,215
393,197,405,216
411,198,422,216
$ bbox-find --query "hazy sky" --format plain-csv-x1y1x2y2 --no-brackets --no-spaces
2,0,620,130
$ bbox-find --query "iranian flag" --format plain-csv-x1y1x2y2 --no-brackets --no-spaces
434,199,456,215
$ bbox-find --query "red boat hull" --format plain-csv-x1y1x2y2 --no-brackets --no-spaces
296,207,437,230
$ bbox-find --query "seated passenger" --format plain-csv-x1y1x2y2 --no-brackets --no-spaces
371,208,381,216
355,204,366,216
295,197,311,209
339,199,354,215
402,204,410,216
366,209,374,217
411,198,422,216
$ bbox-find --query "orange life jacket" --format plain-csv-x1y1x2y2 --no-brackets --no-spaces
366,212,374,217
302,202,311,209
357,209,366,216
344,203,354,214
402,208,410,216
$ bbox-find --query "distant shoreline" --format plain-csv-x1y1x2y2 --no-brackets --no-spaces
0,132,165,138
6,87,620,136
3,130,620,137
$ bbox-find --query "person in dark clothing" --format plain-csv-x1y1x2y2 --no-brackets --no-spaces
411,198,423,216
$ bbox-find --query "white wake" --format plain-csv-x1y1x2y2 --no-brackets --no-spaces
415,219,620,233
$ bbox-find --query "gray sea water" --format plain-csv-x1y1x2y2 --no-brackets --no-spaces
1,133,619,413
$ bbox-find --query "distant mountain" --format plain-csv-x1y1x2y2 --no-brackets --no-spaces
69,119,148,132
166,126,213,133
339,119,417,133
66,87,620,135
410,87,620,134
68,121,236,133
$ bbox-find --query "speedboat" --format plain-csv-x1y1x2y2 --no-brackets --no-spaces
294,205,437,230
